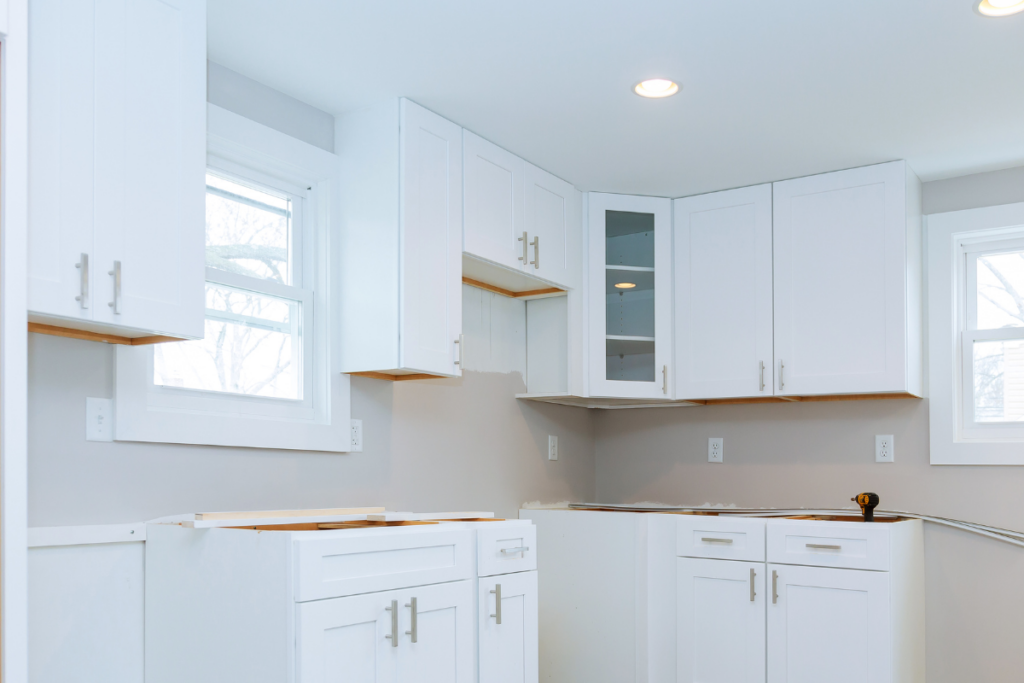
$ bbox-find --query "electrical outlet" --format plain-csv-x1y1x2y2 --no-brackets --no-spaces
350,419,363,452
708,437,723,463
86,397,114,442
548,435,558,461
875,434,894,463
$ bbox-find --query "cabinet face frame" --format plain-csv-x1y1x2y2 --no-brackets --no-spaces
772,161,912,396
674,184,774,400
588,192,673,399
677,557,766,683
766,563,891,683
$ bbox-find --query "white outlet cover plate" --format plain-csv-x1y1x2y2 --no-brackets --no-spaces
708,437,723,463
86,397,114,442
548,435,558,461
875,434,894,463
350,419,363,452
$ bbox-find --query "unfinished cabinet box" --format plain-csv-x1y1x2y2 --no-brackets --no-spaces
146,519,538,683
337,98,463,379
27,0,207,340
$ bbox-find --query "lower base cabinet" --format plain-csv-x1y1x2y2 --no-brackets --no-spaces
298,580,475,683
479,571,539,683
767,564,891,683
677,558,766,683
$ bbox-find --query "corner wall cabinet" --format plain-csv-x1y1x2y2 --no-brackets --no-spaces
588,193,673,399
146,519,538,683
27,0,207,340
337,98,464,378
524,508,925,683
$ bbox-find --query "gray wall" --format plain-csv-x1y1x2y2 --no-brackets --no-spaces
28,287,594,525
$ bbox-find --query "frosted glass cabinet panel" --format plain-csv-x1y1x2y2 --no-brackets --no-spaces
589,194,672,399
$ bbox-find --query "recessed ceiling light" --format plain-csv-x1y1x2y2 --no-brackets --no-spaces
976,0,1024,16
634,79,679,99
614,282,637,289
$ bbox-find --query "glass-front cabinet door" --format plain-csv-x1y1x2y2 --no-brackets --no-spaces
588,193,673,398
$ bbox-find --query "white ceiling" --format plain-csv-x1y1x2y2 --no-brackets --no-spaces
208,0,1024,197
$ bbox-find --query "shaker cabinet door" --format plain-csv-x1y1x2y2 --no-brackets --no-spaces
479,571,539,683
463,131,526,272
674,184,774,400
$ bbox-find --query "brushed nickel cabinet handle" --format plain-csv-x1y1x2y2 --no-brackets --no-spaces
530,235,539,269
750,568,756,602
107,260,121,314
385,600,398,646
75,253,89,309
779,360,785,391
490,583,502,624
454,334,464,366
759,361,765,391
404,597,417,643
662,365,668,395
772,570,779,605
518,231,528,264
806,543,842,551
500,546,529,555
701,537,733,544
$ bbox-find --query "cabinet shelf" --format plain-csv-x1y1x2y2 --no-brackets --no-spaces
605,265,655,272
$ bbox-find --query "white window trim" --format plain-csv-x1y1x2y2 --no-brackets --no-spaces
114,104,351,452
928,200,1024,464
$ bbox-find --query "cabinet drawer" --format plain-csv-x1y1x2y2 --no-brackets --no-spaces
477,524,537,577
294,528,474,602
766,521,889,571
676,516,765,562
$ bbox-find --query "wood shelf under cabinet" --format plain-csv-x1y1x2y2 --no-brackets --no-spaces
28,322,184,346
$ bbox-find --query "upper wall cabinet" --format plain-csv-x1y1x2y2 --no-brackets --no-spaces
674,184,774,400
463,131,526,272
589,193,673,399
773,160,922,397
27,0,207,340
337,99,463,379
463,132,578,291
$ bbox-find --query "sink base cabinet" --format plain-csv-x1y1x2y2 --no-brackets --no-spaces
298,580,475,683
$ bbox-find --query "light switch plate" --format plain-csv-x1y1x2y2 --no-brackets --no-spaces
708,437,723,463
548,435,558,461
86,397,114,442
875,434,894,463
350,419,363,452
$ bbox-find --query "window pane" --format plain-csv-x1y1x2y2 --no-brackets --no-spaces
154,283,302,399
977,252,1024,330
206,173,292,284
973,339,1024,422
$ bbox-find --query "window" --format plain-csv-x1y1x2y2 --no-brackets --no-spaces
153,172,310,402
114,104,349,452
928,201,1024,464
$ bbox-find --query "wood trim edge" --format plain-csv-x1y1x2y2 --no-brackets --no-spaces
349,371,446,382
462,276,565,299
28,322,185,346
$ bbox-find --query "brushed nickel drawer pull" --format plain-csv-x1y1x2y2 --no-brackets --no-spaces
405,597,417,643
750,568,756,602
806,543,842,550
490,583,502,624
772,570,779,604
701,537,733,544
385,600,398,647
500,546,529,555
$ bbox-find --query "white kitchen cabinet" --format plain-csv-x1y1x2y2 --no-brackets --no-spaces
766,564,889,683
147,518,537,683
464,131,527,272
525,163,575,288
677,558,765,683
337,98,463,378
479,570,538,683
674,184,774,400
772,160,922,397
588,193,674,399
28,0,206,340
298,581,475,683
